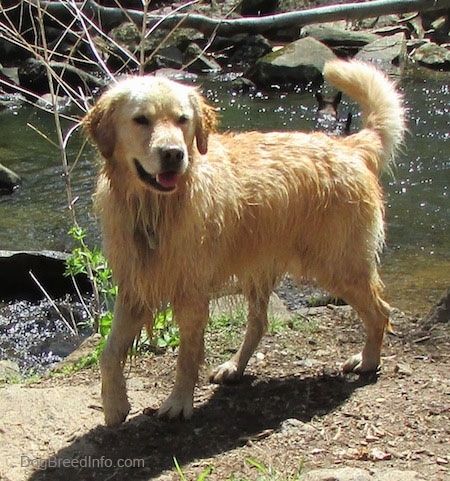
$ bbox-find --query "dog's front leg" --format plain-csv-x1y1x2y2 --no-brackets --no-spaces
100,296,145,426
158,297,209,420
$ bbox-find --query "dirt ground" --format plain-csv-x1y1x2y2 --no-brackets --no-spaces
1,297,449,481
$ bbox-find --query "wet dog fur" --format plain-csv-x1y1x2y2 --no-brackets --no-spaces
84,59,405,426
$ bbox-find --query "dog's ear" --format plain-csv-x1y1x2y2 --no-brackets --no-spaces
190,90,217,155
83,95,116,159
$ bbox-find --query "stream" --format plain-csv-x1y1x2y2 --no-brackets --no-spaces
0,68,448,375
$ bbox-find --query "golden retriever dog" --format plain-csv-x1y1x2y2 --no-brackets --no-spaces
84,59,405,427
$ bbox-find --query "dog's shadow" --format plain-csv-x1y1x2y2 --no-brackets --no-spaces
28,372,376,481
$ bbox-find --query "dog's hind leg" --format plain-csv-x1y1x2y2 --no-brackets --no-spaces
100,296,146,426
209,285,271,384
158,296,209,420
335,278,390,373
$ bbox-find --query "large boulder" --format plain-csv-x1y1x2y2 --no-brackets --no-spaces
0,251,91,302
247,37,336,88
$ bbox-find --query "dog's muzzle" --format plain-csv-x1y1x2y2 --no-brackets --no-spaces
134,158,182,193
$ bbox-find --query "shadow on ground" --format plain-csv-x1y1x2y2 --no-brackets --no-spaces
28,371,377,481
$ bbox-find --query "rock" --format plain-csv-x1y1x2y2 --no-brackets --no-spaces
355,32,407,74
107,23,205,72
229,76,257,94
394,361,413,376
184,43,221,73
18,58,48,95
0,250,91,302
0,67,20,93
51,333,102,373
421,10,450,44
302,467,372,481
227,34,273,68
144,46,184,72
154,68,198,84
302,467,426,481
18,57,105,96
412,42,450,70
420,287,450,328
0,360,20,382
247,37,336,88
373,469,426,481
0,162,21,194
36,93,71,111
301,25,380,55
279,417,316,434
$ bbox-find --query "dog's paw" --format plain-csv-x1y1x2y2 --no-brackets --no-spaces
342,352,379,374
158,393,194,421
102,396,131,427
209,360,243,384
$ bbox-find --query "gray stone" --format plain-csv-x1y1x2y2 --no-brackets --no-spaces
355,32,407,74
247,37,336,88
279,418,316,434
413,42,450,70
301,25,380,48
144,47,184,72
302,467,372,481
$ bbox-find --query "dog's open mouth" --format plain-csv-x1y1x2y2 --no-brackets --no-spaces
134,159,180,192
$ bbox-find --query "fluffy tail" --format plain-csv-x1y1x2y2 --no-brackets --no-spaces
323,59,405,171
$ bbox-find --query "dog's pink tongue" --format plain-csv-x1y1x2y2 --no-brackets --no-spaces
157,172,180,188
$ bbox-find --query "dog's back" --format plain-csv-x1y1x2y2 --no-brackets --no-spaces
323,59,406,172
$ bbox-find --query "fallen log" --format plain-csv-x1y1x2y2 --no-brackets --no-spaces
3,0,450,35
144,0,450,36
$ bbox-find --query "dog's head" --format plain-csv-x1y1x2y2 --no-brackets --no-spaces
315,91,342,120
84,76,217,194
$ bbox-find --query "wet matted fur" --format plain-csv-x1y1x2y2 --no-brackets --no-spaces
84,59,406,426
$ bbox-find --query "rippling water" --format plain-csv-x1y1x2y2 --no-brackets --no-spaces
0,70,448,315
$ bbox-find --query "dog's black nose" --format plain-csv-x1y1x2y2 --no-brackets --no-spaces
159,146,185,170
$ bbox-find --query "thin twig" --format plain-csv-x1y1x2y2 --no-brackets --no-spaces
29,270,78,336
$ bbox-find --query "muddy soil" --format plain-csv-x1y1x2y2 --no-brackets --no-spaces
1,299,449,481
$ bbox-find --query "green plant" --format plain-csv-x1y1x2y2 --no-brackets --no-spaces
173,456,212,481
65,226,117,333
153,309,180,348
244,457,305,481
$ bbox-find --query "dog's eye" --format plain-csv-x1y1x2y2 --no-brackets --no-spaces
133,115,150,126
178,114,189,125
